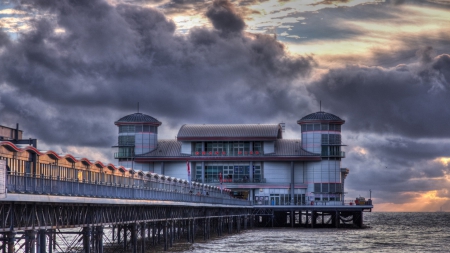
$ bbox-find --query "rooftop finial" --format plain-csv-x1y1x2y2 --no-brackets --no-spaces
137,102,140,113
320,100,322,112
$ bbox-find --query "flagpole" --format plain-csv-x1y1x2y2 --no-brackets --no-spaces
187,161,191,190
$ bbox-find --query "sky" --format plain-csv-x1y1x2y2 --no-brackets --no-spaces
0,0,449,212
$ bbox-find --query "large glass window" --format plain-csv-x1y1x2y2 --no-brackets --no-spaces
200,162,262,183
119,136,135,145
202,141,261,156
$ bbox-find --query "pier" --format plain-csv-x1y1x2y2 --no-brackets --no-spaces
0,168,371,252
0,109,374,252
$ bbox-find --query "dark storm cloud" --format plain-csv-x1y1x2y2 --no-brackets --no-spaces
0,0,314,147
206,0,245,34
342,134,450,204
308,52,450,138
310,0,351,6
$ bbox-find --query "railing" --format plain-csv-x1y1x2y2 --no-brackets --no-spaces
253,200,371,206
5,173,252,206
321,151,345,158
114,152,134,158
191,151,263,157
201,178,266,184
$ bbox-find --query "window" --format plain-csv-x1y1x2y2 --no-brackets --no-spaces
119,125,135,133
119,136,135,145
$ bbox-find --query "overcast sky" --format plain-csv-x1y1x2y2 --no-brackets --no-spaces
1,0,449,212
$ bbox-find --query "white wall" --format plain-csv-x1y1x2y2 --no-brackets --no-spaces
164,162,188,180
181,142,192,155
153,162,164,174
264,161,291,183
263,141,275,154
294,162,305,183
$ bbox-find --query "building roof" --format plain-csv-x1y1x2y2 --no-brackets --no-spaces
270,139,318,156
138,140,189,158
297,111,345,124
136,139,320,161
177,124,282,141
114,113,162,126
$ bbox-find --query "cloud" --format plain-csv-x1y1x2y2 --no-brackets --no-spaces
206,0,245,34
307,51,450,138
0,0,314,149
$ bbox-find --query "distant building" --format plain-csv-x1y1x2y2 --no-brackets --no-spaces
113,111,349,205
0,124,23,141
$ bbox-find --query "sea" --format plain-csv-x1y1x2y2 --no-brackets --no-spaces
167,212,450,253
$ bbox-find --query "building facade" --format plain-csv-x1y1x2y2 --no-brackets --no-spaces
113,111,349,206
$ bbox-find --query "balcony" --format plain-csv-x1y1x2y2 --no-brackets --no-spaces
321,151,345,158
191,151,263,157
198,178,266,184
114,152,134,159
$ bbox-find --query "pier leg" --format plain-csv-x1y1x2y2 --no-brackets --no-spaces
170,220,173,248
152,222,156,246
140,223,146,253
123,225,128,250
164,222,168,251
335,211,339,228
7,231,15,253
131,223,137,253
96,226,103,253
83,227,91,253
38,230,46,253
192,219,196,243
187,219,191,243
48,230,53,253
25,230,36,253
117,225,121,244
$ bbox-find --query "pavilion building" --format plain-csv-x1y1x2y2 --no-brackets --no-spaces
113,111,349,205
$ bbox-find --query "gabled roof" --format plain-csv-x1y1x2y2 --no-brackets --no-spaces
115,113,161,126
177,124,282,141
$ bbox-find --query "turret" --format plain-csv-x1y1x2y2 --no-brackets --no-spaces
297,111,345,157
113,113,161,167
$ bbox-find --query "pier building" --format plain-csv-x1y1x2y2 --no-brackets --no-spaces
114,111,349,206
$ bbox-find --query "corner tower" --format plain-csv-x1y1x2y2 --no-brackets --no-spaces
297,111,346,204
297,111,345,156
113,113,161,168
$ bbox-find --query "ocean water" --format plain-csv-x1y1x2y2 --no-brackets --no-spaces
176,212,450,253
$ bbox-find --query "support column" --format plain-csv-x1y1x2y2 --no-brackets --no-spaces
7,231,15,253
123,225,128,250
249,160,253,182
170,220,173,248
140,223,146,253
187,219,191,243
131,223,137,253
117,225,121,244
335,211,340,228
192,219,196,243
96,226,103,253
152,222,156,246
164,222,168,251
38,230,46,253
83,227,91,253
25,230,37,253
312,211,316,228
291,210,294,228
201,162,205,184
291,161,295,205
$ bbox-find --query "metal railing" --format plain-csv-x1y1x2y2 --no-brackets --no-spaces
5,173,252,206
192,151,263,157
201,178,266,184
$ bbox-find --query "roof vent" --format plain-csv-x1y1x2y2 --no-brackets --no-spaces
280,123,285,132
